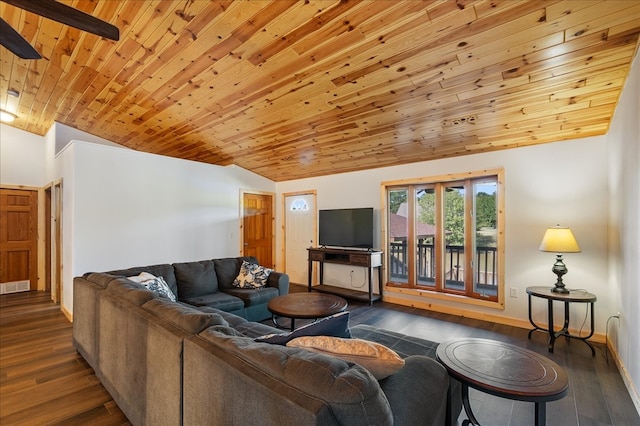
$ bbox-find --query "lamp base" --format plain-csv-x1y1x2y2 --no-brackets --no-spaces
550,254,570,294
551,285,570,294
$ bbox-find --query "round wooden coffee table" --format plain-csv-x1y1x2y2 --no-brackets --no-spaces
436,338,568,426
267,292,348,331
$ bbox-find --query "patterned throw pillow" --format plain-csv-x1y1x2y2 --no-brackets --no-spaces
286,336,405,380
232,260,273,289
128,272,177,302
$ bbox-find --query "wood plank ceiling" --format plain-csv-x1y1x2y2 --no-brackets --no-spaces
1,0,639,182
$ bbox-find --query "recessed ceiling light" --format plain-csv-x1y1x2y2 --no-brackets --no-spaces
0,109,17,123
7,89,19,97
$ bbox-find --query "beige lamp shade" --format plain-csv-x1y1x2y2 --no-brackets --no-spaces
539,226,581,253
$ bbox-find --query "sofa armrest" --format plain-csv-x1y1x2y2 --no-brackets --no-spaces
267,271,289,295
379,355,449,426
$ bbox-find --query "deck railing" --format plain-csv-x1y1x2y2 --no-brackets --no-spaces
389,241,497,288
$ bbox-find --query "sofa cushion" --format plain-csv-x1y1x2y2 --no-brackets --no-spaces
234,321,282,339
223,286,279,307
173,260,218,298
83,272,119,288
232,260,272,289
128,272,177,302
255,311,351,345
107,264,178,296
181,292,245,312
191,305,249,328
106,278,158,306
213,257,258,290
287,336,405,380
198,328,393,425
142,298,228,334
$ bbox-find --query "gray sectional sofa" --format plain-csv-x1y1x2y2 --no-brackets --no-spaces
106,256,289,322
73,257,461,426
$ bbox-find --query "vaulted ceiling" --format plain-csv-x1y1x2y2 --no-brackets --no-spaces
1,0,639,181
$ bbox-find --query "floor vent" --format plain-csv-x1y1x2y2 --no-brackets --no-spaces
0,281,30,294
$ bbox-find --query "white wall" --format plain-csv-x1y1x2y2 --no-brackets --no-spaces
55,140,275,313
0,124,46,187
52,122,123,155
276,137,610,334
606,53,640,411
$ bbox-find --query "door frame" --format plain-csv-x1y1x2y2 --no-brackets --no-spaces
240,189,276,267
282,190,317,280
44,180,63,304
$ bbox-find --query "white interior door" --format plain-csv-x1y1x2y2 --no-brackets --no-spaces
284,193,316,285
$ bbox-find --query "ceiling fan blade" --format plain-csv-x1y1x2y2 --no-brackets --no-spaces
0,18,42,59
2,0,119,41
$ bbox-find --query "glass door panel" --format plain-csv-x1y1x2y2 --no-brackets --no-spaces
473,179,498,297
443,184,465,292
388,189,409,284
415,186,436,287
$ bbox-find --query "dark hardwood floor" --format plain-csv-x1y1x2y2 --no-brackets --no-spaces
0,291,129,426
1,288,637,426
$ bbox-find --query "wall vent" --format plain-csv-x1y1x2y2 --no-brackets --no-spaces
0,280,30,294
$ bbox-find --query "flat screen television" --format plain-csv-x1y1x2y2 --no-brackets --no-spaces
318,208,374,250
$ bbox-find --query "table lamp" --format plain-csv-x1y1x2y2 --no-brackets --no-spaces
539,225,581,293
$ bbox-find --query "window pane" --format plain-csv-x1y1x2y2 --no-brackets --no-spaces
473,179,498,297
388,189,408,284
444,184,465,291
416,187,435,287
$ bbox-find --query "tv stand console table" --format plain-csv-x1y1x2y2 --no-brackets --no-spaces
307,248,383,305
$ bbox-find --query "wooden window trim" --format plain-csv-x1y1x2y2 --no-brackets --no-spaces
381,168,505,308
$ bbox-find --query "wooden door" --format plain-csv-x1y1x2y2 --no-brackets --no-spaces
0,189,38,291
242,192,274,267
284,192,317,285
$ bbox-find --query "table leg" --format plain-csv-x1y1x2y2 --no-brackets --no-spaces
445,378,453,426
535,402,546,426
272,315,295,331
528,293,549,339
555,301,596,356
368,267,373,305
562,301,571,341
461,383,481,426
586,302,596,356
547,298,556,353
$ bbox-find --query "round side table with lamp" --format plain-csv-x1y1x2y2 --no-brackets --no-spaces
526,286,597,356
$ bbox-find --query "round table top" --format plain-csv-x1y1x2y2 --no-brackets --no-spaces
436,338,568,402
267,292,348,319
526,286,596,302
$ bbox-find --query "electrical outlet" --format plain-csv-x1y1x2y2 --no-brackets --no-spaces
510,287,518,298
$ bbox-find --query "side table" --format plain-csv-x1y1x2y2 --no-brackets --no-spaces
267,292,348,331
437,338,568,426
526,286,597,356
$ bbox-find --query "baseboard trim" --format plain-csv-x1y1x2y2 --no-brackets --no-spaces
61,304,73,323
607,340,640,417
382,292,607,344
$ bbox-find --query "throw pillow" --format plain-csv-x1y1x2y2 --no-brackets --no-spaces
287,336,405,380
128,272,177,302
255,311,351,345
232,260,273,289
